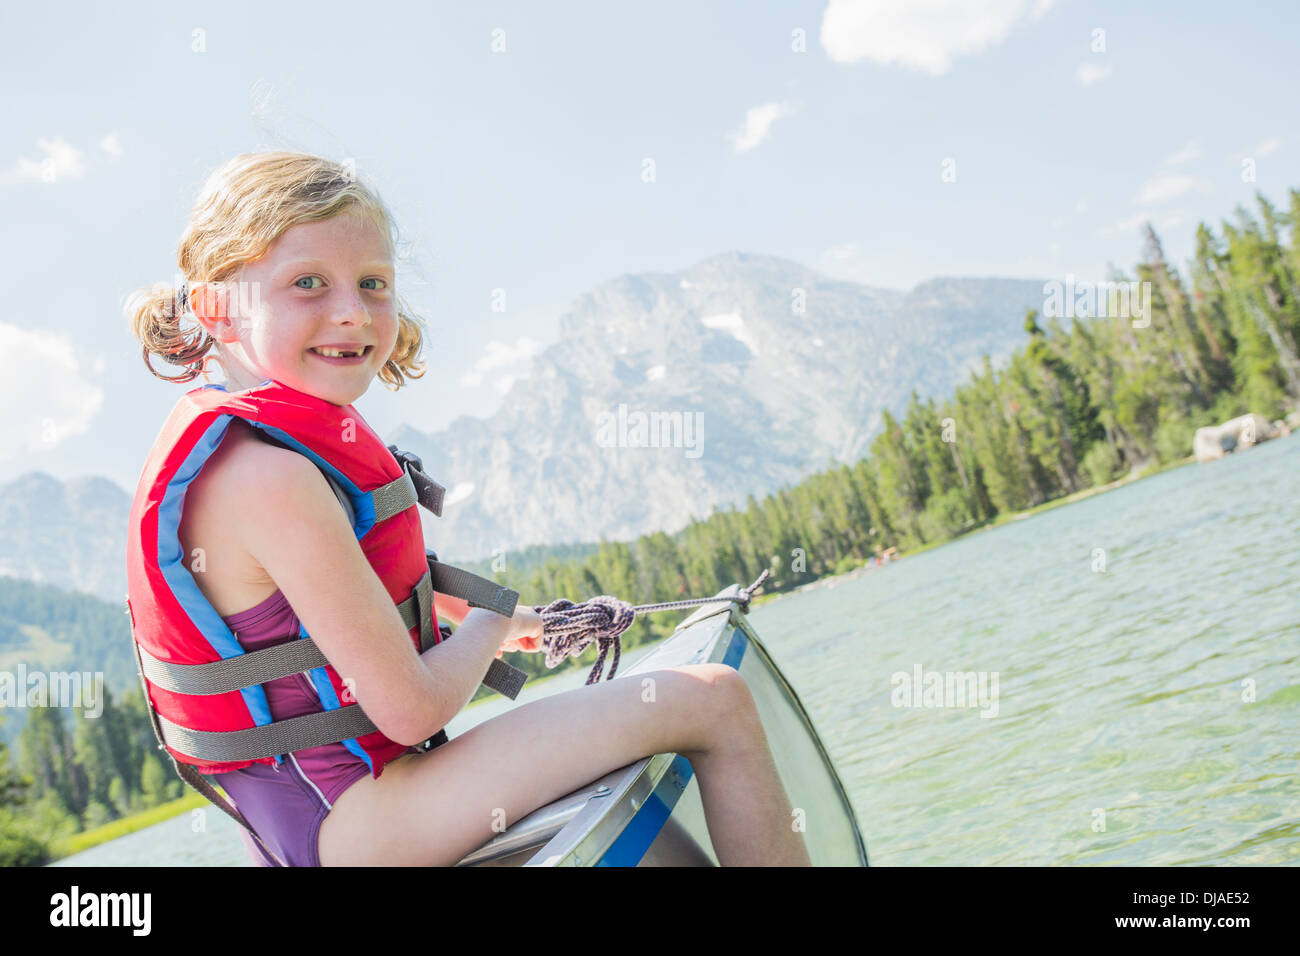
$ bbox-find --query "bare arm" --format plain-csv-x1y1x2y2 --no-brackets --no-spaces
229,440,521,746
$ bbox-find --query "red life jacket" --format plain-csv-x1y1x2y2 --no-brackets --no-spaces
124,379,522,778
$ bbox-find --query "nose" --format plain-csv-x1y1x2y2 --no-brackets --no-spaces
332,290,372,328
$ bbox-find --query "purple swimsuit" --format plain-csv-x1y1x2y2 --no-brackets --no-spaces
199,588,417,866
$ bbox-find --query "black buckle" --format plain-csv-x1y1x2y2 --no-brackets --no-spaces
389,446,444,516
414,728,449,752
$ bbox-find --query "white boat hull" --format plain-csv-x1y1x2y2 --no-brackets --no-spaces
457,585,868,866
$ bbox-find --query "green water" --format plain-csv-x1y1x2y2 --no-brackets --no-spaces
52,434,1300,866
756,432,1300,865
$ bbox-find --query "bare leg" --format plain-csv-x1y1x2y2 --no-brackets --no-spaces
680,682,812,867
318,663,810,866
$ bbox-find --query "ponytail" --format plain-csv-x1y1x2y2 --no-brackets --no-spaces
124,280,215,383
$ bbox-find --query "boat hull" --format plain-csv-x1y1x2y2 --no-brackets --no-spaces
456,585,867,866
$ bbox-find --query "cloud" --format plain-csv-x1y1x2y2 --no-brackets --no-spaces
1093,214,1145,239
13,137,85,183
1115,213,1149,233
729,101,796,153
1098,211,1186,238
458,336,543,387
820,0,1055,75
0,322,104,461
1135,172,1202,204
1074,61,1111,86
1230,137,1283,162
1164,140,1200,165
100,132,122,158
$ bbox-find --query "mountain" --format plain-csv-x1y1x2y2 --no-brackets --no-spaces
0,252,1047,592
392,252,1047,560
0,472,132,605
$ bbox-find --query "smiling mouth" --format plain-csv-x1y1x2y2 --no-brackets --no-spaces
309,345,372,360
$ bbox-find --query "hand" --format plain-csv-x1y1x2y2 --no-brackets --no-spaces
495,605,544,659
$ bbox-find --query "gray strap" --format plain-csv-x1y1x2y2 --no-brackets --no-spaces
387,447,446,516
370,468,418,523
138,444,525,771
320,457,438,530
404,565,527,697
483,658,528,699
396,568,436,650
141,565,525,704
141,569,438,696
138,636,330,695
132,635,289,865
157,700,382,763
154,654,525,764
429,561,519,618
139,561,527,762
179,760,287,867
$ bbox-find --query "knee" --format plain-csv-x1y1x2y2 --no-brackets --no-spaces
675,663,758,724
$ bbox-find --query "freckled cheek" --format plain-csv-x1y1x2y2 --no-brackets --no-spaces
251,332,303,368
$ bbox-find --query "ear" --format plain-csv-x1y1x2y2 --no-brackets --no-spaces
190,282,239,344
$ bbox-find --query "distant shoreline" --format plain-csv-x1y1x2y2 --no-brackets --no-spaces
750,451,1201,606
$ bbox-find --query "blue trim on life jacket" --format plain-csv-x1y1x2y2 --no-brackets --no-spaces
203,382,377,539
156,415,276,735
179,381,380,770
242,423,376,541
201,379,274,393
298,623,374,772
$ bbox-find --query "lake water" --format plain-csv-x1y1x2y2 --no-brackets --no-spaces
52,433,1300,866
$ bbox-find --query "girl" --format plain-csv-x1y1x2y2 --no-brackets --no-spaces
125,151,809,867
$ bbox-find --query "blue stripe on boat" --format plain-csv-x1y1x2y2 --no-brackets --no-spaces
595,755,695,867
593,624,750,865
722,626,748,670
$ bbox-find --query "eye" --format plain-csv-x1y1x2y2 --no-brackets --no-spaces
361,277,389,291
295,276,323,290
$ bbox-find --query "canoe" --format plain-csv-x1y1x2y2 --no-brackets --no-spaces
455,584,868,866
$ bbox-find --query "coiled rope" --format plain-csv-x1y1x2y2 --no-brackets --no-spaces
533,568,771,684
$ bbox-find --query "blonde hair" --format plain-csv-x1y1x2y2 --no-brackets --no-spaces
124,151,426,389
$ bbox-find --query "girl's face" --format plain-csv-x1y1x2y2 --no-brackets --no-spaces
195,208,399,407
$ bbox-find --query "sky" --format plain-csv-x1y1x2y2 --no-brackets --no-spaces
1,0,1297,493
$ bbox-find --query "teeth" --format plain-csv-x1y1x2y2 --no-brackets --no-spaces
315,347,362,358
